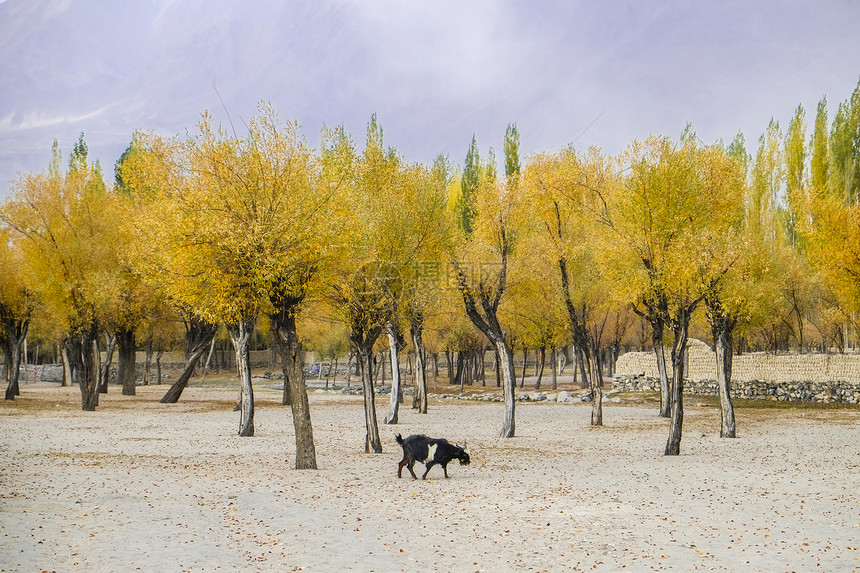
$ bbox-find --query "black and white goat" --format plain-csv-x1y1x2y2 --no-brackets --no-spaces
395,433,470,479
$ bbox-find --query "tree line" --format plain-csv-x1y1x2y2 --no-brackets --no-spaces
2,77,859,462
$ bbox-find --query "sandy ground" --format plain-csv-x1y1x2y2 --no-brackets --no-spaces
1,382,859,573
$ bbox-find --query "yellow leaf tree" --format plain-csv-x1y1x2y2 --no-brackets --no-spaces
524,145,621,425
123,104,337,467
451,129,523,437
1,136,114,411
607,134,747,454
0,227,36,400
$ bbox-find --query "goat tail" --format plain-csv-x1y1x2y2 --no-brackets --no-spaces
395,433,404,445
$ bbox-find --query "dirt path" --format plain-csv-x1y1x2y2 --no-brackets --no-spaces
1,384,858,572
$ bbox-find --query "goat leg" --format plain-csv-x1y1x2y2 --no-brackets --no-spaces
407,462,418,479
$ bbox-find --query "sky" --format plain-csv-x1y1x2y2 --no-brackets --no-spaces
1,0,859,195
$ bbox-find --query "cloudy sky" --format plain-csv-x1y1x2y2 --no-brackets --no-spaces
1,0,859,194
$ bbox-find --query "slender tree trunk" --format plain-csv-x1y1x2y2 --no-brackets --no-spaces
445,349,454,385
156,348,163,384
60,340,72,387
665,309,691,456
577,346,589,389
588,346,603,426
202,335,216,379
2,344,11,386
357,343,382,453
345,351,354,388
534,346,545,390
227,317,255,437
652,320,671,418
98,334,117,394
385,321,402,424
411,318,428,414
551,347,558,390
453,351,463,386
494,339,516,438
117,328,136,396
3,318,28,400
3,333,23,400
272,309,317,470
455,258,516,438
160,319,217,403
520,347,528,388
557,348,567,376
144,336,153,386
713,318,737,439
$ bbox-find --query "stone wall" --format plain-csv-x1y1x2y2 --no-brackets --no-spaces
613,374,860,404
4,349,276,385
614,339,860,404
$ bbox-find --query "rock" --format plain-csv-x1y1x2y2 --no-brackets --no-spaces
557,391,570,402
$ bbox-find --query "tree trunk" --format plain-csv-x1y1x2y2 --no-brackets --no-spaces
534,346,545,390
588,346,603,426
551,347,558,390
60,340,73,387
160,319,217,403
577,346,589,390
3,318,28,400
445,349,454,385
156,348,163,384
144,336,153,386
202,335,216,379
455,257,516,438
98,334,117,394
557,348,567,376
272,309,317,470
411,318,428,414
652,320,671,418
358,343,382,453
494,339,516,438
117,328,136,396
713,317,737,439
2,344,11,385
70,327,100,411
665,309,691,456
385,321,402,424
227,316,255,437
520,347,527,388
3,333,24,400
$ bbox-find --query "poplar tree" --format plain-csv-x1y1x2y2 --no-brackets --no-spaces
0,230,35,400
1,137,111,411
810,97,830,195
452,129,522,437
